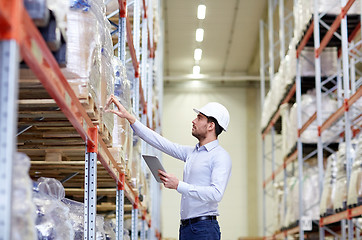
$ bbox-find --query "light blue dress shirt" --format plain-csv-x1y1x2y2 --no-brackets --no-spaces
131,120,232,220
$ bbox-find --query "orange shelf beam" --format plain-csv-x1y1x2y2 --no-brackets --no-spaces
316,0,356,57
296,21,314,58
321,87,362,133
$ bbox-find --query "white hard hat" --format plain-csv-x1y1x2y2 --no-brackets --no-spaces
193,102,230,131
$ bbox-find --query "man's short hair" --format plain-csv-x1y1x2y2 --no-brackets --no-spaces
207,116,223,136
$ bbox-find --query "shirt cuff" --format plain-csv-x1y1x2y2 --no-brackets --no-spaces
176,181,189,194
130,119,140,132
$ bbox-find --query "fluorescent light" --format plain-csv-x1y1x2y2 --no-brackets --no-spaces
194,48,202,61
193,65,200,75
196,28,204,42
197,4,206,19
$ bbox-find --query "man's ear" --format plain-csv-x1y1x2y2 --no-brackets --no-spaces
208,121,215,131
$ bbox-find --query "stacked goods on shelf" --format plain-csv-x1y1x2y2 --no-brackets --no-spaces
283,176,298,228
12,153,37,240
273,182,285,232
348,134,362,207
293,0,360,42
261,44,338,136
287,89,338,152
282,161,320,230
261,38,297,130
63,0,115,142
334,141,358,212
320,153,338,216
130,138,142,189
111,57,133,171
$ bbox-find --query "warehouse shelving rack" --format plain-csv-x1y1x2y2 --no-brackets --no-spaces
261,0,362,239
0,0,162,239
107,0,163,239
260,0,295,238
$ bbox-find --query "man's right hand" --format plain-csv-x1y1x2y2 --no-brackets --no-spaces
104,95,136,124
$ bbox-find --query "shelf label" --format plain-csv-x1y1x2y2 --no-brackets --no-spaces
301,216,312,231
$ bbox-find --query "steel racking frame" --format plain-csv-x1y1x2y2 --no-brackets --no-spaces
261,0,362,239
0,0,162,239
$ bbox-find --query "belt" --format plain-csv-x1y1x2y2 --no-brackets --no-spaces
180,216,217,226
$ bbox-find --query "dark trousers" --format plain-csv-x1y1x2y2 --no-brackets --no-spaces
179,219,221,240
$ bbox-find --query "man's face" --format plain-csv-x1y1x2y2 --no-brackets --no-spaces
192,113,209,140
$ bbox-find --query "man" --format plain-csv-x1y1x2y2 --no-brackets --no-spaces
105,96,232,240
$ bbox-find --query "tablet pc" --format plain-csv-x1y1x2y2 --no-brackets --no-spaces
142,155,166,183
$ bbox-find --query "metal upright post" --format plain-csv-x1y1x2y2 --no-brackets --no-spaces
260,19,267,238
84,127,98,240
340,0,353,238
147,58,154,126
279,0,285,61
268,0,275,85
132,197,139,240
312,0,325,238
133,0,141,115
296,58,304,240
141,215,146,240
116,173,125,240
0,40,19,240
117,2,127,238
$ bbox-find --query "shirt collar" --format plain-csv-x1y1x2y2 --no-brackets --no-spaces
196,139,219,152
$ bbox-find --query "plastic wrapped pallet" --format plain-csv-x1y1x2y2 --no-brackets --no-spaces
63,0,112,113
334,142,357,211
12,153,37,240
130,138,142,188
320,153,338,216
112,56,132,157
273,182,285,231
281,103,292,157
347,134,362,207
287,89,339,151
303,162,320,220
283,176,298,228
300,47,338,77
33,178,74,239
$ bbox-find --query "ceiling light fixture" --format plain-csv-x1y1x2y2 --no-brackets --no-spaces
193,65,201,75
196,28,204,42
197,4,206,19
194,48,202,61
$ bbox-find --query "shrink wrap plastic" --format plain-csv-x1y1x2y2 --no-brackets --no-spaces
283,164,320,228
285,90,338,155
334,143,356,211
130,138,142,188
12,153,37,240
274,182,285,231
284,176,298,227
62,198,109,239
62,199,84,239
320,153,338,216
104,219,116,240
33,178,74,239
347,134,362,207
112,57,132,159
65,0,115,136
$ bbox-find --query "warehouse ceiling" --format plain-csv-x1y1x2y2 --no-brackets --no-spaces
163,0,268,83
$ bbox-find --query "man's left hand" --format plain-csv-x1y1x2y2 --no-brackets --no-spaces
158,170,179,190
